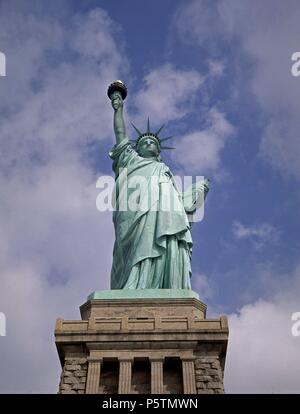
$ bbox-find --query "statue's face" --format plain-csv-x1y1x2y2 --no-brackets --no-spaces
111,90,122,110
137,137,160,158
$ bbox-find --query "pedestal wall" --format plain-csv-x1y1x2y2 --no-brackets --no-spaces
55,293,228,394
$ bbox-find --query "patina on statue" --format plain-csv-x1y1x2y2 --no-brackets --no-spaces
108,80,209,290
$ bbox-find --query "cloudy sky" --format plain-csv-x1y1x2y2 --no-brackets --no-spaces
0,0,300,393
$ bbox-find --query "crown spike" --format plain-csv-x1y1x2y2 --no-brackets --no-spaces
159,136,174,143
131,122,142,136
147,117,150,134
155,124,165,137
131,118,176,153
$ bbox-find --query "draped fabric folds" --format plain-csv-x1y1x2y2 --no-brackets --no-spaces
109,139,193,290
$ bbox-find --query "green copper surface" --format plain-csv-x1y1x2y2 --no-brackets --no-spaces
107,81,209,291
88,289,199,300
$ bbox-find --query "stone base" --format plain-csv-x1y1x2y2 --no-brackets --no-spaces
88,288,200,300
55,290,228,394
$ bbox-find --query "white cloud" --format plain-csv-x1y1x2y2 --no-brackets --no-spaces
0,161,114,392
132,64,203,126
174,0,300,180
208,60,224,77
218,0,300,180
192,273,213,301
233,221,280,249
260,117,300,180
226,297,300,393
0,3,122,392
173,107,234,173
195,261,300,393
127,63,233,179
173,2,300,391
223,260,300,393
0,7,127,175
173,0,227,47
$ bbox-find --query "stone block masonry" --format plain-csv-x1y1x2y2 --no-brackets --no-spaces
55,294,228,394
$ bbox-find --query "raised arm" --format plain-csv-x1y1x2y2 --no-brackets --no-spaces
111,90,127,145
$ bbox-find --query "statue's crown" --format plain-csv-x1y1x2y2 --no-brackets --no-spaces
131,118,175,151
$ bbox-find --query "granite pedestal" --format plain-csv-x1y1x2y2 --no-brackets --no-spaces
55,289,228,394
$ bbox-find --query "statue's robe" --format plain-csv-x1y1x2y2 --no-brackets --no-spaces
109,139,193,289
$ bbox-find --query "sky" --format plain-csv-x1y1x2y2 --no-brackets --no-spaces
0,0,300,393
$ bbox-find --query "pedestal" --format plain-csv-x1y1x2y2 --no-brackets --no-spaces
55,289,228,394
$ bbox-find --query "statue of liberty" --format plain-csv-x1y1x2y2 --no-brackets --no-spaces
108,81,209,290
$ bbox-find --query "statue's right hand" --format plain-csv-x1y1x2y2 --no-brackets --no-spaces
111,91,123,111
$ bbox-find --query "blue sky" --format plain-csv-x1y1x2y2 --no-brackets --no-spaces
0,0,300,393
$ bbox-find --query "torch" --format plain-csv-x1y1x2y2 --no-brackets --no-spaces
107,80,127,101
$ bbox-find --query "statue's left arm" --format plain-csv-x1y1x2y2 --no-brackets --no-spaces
181,178,210,214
